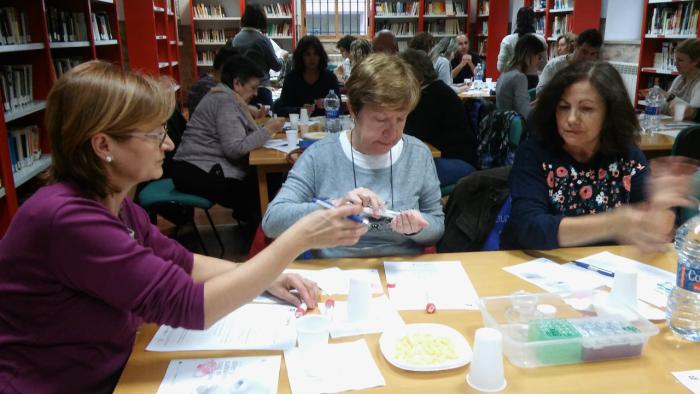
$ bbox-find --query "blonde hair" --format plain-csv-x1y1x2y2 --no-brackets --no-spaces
557,32,577,54
47,60,175,198
345,53,420,114
677,38,700,65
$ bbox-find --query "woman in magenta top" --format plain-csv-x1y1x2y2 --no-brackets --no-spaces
0,61,367,393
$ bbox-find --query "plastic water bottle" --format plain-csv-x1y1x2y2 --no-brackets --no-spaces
474,63,484,89
666,210,700,342
323,89,341,133
644,79,663,132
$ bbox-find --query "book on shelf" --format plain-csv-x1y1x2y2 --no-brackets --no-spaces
425,19,461,35
195,28,238,43
0,65,33,114
91,12,113,41
552,0,572,10
267,22,291,37
551,14,572,37
478,38,487,56
197,50,216,64
535,15,545,35
426,1,446,15
263,3,292,17
647,3,699,36
478,0,489,16
377,21,417,35
375,2,419,16
7,125,41,173
193,4,227,18
0,7,30,45
53,58,82,78
481,20,488,35
651,41,678,73
46,7,88,42
533,0,547,12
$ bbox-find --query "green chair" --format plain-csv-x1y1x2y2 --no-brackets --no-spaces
137,178,224,257
671,125,700,224
528,88,537,102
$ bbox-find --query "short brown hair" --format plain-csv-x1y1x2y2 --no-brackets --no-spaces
345,53,420,114
676,38,700,65
47,60,175,198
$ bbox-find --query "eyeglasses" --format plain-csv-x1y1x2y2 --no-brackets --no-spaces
125,123,169,146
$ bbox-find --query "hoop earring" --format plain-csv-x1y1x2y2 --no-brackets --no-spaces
105,156,113,163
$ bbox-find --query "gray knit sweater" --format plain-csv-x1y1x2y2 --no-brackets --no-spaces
262,133,445,258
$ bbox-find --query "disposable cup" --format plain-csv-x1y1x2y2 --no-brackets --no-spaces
609,268,638,309
296,315,331,349
285,129,299,148
300,108,309,123
347,278,371,322
467,327,507,392
289,113,300,128
673,101,688,121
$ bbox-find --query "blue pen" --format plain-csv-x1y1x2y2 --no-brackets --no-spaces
572,260,615,278
312,198,369,225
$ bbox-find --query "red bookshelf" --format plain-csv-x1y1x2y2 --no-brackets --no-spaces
188,0,241,80
635,0,700,107
476,0,508,79
0,0,124,236
528,0,601,59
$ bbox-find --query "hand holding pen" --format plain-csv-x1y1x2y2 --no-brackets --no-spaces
292,202,368,249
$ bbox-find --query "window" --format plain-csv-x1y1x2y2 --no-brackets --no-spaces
303,0,369,38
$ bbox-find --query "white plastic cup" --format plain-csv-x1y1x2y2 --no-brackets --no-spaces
464,77,472,86
485,77,493,84
285,129,298,147
467,327,507,393
289,113,300,128
347,278,371,322
673,101,688,121
300,108,309,123
609,268,638,309
296,315,331,349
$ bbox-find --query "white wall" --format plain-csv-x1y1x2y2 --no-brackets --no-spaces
603,0,644,42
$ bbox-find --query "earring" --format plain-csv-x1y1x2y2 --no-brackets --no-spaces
105,156,113,163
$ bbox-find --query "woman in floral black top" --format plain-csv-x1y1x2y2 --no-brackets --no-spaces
502,61,695,250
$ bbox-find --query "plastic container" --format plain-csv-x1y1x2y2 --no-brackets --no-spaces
476,290,659,368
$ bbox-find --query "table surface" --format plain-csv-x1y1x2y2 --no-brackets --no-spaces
113,245,698,394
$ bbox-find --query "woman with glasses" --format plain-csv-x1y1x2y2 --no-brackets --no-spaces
501,61,695,250
495,34,546,118
263,54,444,258
0,61,367,393
172,55,284,227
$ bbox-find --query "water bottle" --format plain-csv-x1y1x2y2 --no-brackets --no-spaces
666,210,700,342
323,89,341,133
474,63,484,89
644,79,663,132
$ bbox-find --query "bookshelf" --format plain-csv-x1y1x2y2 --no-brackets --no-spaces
635,0,700,107
123,0,182,91
476,0,508,79
245,0,295,50
0,0,124,235
188,0,242,79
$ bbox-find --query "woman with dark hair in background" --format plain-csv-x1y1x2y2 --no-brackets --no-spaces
275,35,341,117
496,6,546,87
172,55,285,227
496,34,546,118
408,32,452,86
229,4,286,106
501,61,694,250
401,48,478,185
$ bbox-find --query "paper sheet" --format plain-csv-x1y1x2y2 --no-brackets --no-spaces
284,339,386,394
503,258,609,293
672,370,700,394
155,356,281,394
146,304,297,351
565,251,675,308
262,138,297,154
384,261,480,310
318,295,405,338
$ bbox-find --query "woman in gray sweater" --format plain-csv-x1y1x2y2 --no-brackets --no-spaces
172,56,284,224
263,54,444,258
496,34,546,118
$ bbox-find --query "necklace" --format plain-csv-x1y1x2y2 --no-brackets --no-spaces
349,129,394,209
118,208,136,239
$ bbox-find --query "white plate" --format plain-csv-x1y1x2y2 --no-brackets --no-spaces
379,323,472,372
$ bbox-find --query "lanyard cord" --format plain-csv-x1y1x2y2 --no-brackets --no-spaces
350,129,394,209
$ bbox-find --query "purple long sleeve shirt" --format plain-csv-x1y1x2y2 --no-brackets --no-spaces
0,183,205,393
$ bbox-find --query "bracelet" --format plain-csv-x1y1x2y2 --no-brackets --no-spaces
666,93,676,103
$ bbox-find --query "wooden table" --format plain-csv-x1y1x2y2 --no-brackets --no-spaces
250,141,442,216
640,132,675,157
114,245,698,393
458,90,496,102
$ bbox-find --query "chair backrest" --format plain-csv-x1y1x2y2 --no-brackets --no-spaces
528,88,537,102
672,125,700,160
163,108,187,178
477,110,524,169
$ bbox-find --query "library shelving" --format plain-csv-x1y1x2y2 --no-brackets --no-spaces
246,0,295,50
635,0,700,107
0,0,124,236
188,0,241,79
123,0,182,91
476,0,508,79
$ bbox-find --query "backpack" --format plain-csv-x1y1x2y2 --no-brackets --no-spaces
477,110,523,169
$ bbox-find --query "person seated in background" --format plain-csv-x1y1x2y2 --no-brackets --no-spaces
536,29,602,93
275,35,341,117
451,33,482,84
172,56,285,228
497,6,546,88
335,34,356,83
400,48,478,185
496,34,546,118
228,4,286,107
372,29,399,55
502,61,695,251
556,32,577,56
0,60,367,393
349,39,372,74
186,46,239,117
408,32,452,86
263,54,444,258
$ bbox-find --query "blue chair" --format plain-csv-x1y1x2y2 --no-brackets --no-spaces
137,178,224,257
